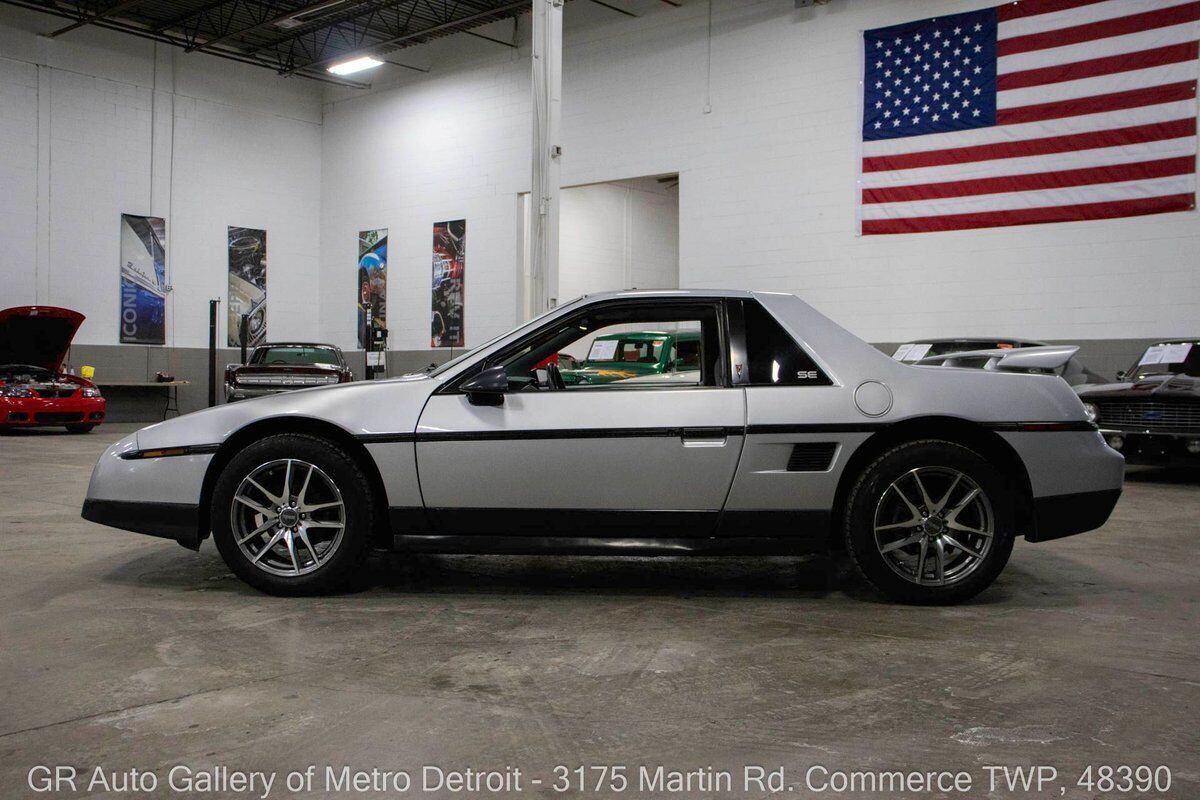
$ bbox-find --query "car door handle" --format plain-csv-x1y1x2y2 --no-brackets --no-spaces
680,427,728,447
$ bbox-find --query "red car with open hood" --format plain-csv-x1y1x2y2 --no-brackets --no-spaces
0,306,106,433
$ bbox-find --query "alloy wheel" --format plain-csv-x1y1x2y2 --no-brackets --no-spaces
230,458,346,577
872,466,994,586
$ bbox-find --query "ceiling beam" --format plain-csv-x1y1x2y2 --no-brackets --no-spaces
242,0,416,57
185,0,349,52
47,0,150,37
2,0,371,87
280,0,528,75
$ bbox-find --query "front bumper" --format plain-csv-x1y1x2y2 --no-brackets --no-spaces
1,397,106,426
1099,429,1200,466
82,499,202,549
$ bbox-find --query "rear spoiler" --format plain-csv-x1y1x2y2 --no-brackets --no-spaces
912,345,1079,372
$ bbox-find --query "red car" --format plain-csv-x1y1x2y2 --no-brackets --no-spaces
0,306,105,433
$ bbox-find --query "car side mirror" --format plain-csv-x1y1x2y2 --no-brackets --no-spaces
1115,370,1126,382
462,366,509,406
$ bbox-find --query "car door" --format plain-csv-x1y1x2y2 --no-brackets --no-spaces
414,299,746,537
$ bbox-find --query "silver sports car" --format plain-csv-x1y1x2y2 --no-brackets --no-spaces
82,290,1123,603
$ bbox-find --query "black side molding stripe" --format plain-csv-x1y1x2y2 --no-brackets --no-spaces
356,420,1095,444
981,421,1098,432
119,444,221,460
746,423,887,434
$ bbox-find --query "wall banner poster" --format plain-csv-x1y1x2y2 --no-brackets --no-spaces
358,228,387,350
431,219,465,348
119,214,167,344
227,226,267,348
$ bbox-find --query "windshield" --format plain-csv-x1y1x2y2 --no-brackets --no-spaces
251,346,340,366
1127,342,1200,379
585,337,666,364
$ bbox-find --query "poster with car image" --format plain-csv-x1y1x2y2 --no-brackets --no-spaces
227,226,266,348
119,214,166,344
357,229,387,350
431,219,465,348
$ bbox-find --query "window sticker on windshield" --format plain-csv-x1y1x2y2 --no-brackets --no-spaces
588,339,619,361
903,344,932,361
892,344,914,360
1162,343,1193,363
1139,345,1168,365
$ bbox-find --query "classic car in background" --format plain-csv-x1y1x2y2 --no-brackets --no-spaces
561,330,702,385
83,290,1123,605
0,306,105,433
225,343,353,401
893,338,1106,387
1078,340,1200,466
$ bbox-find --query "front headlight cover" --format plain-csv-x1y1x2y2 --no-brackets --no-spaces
0,385,34,398
1082,402,1099,424
82,387,102,398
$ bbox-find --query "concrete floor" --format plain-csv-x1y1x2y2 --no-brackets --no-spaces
2,423,1197,799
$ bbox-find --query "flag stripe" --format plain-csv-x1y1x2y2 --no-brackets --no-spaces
862,155,1194,204
998,0,1195,36
998,19,1200,74
997,80,1197,124
998,1,1200,57
861,174,1194,219
861,136,1196,188
997,40,1199,90
997,0,1109,24
862,194,1194,234
864,100,1193,158
998,60,1199,108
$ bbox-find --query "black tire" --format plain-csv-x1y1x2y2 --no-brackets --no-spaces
844,439,1015,605
211,433,374,596
65,424,96,434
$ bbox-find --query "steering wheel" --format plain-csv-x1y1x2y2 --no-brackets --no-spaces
545,362,566,391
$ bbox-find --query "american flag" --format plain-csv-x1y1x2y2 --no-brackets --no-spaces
859,0,1199,235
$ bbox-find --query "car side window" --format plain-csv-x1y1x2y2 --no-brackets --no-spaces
742,301,831,386
487,302,725,391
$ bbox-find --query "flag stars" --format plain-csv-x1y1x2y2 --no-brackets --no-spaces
952,110,960,119
932,113,940,121
974,22,982,31
972,108,981,117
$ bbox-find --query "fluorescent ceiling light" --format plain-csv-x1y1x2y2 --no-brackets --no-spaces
328,56,383,75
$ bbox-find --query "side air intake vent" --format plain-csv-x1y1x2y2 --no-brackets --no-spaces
786,443,837,472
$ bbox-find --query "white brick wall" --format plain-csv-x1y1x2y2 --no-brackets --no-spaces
2,0,1197,355
0,6,322,348
320,0,1200,348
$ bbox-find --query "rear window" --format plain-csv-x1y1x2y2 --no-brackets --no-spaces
743,301,829,386
252,347,340,366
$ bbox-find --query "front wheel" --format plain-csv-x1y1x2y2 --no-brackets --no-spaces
844,440,1015,604
211,433,375,595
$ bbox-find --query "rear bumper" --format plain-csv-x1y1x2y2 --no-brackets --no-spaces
81,499,202,550
1027,488,1121,543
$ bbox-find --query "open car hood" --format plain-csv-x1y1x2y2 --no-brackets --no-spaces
0,306,85,372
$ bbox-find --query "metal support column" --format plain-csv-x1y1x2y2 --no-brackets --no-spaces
529,0,563,315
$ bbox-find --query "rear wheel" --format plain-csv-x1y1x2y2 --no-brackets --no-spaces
65,424,95,434
844,440,1015,604
212,433,374,595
